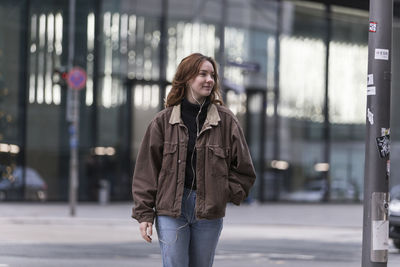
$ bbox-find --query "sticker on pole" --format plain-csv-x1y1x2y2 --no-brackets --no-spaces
67,67,87,90
381,128,390,136
376,134,390,158
367,86,376,96
375,49,389,60
367,74,374,86
372,220,389,251
367,108,374,125
369,21,377,33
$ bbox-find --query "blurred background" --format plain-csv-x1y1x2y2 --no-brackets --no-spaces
1,0,400,204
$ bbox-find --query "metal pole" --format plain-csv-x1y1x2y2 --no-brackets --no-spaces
159,0,168,110
67,0,79,217
271,0,282,200
361,0,392,266
92,0,101,149
272,0,281,162
218,0,227,100
258,91,267,202
323,4,332,202
18,0,30,200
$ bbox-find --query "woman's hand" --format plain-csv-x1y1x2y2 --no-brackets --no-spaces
139,222,153,243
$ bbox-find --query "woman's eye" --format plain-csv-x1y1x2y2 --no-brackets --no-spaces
199,72,214,79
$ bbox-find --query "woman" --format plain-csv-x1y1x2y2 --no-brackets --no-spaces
132,53,256,267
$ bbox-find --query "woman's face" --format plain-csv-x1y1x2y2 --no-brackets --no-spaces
187,60,215,103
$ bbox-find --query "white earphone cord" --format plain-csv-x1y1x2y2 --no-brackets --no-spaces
189,86,205,195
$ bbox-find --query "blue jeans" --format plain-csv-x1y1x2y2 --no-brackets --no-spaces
156,188,223,267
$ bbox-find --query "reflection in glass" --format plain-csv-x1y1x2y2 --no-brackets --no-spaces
100,11,161,108
52,84,61,105
120,14,129,54
29,74,35,104
151,85,159,108
142,85,151,110
53,12,63,105
134,85,143,108
329,42,367,124
165,85,172,100
226,90,246,116
279,36,325,121
266,36,275,90
45,14,54,105
37,14,46,104
55,13,63,56
29,15,37,104
28,12,63,105
86,12,95,106
167,21,216,82
103,12,113,108
127,14,137,79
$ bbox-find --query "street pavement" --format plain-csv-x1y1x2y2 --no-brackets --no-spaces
0,202,400,266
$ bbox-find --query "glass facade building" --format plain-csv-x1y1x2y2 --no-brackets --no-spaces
1,0,400,202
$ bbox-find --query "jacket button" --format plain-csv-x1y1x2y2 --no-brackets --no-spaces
178,159,181,164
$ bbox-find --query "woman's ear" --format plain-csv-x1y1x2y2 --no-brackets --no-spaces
186,79,192,88
186,80,193,93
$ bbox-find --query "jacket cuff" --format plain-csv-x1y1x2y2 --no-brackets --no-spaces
132,212,155,224
229,183,245,205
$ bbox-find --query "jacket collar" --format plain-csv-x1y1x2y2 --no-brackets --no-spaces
169,103,220,126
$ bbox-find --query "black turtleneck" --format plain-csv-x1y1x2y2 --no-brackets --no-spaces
181,97,210,190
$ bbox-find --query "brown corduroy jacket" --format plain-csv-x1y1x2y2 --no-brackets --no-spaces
131,103,256,223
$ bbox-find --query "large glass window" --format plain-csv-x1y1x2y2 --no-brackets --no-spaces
98,1,162,146
167,0,222,80
223,0,277,200
328,6,368,201
276,2,370,201
26,1,68,201
3,0,396,203
95,0,163,200
278,1,327,201
0,1,25,200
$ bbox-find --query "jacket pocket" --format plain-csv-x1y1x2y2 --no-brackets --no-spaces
208,146,229,178
160,142,177,171
156,142,178,210
205,146,229,210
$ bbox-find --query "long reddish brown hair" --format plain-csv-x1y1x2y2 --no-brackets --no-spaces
165,53,224,107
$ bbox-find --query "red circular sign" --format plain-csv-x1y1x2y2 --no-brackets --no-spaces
67,67,87,90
